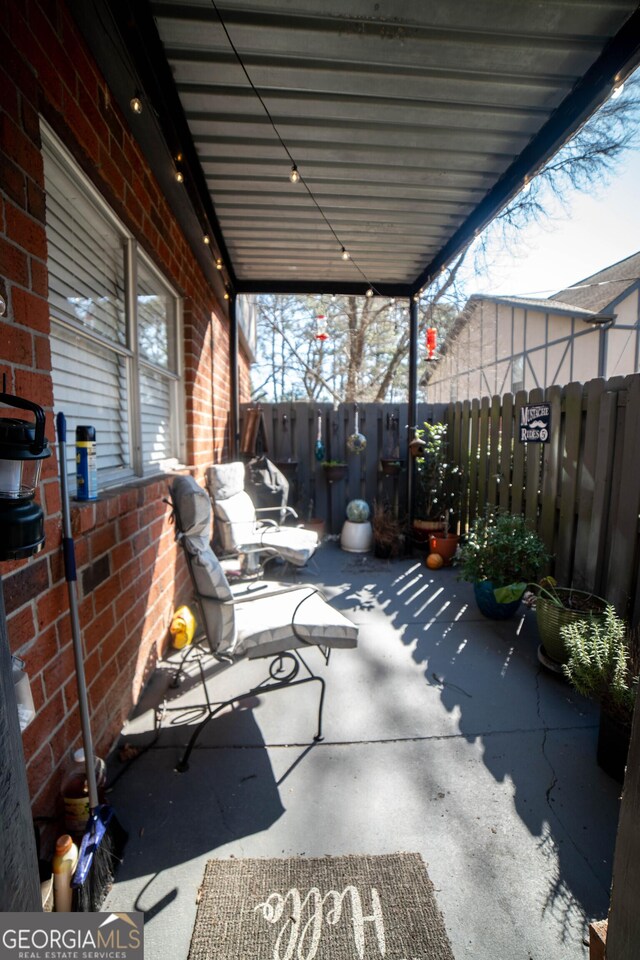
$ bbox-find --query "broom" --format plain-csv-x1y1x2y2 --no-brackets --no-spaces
56,412,127,910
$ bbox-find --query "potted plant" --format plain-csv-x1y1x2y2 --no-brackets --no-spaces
321,460,348,482
380,457,404,477
530,576,607,668
413,422,461,543
371,500,404,559
457,508,549,619
562,606,638,781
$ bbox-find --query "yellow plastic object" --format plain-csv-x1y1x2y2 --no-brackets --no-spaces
170,605,196,649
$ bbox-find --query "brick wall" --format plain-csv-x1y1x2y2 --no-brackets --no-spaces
0,0,250,816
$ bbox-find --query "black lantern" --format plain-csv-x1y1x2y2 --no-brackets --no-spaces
0,380,51,561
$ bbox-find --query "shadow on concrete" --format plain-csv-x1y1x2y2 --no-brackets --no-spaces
333,552,621,942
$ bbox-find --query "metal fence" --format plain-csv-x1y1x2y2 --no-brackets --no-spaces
244,373,640,623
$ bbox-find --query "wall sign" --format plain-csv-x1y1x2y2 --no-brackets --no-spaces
519,403,551,443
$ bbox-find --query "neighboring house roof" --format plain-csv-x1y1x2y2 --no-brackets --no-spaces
466,293,612,322
552,250,640,313
422,249,640,385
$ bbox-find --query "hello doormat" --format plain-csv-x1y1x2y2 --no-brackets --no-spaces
188,852,455,959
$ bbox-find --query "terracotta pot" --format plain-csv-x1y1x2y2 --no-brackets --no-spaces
428,533,459,565
412,518,445,544
303,518,325,540
380,458,404,477
322,464,348,482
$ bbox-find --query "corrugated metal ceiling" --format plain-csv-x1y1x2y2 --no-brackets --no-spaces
79,1,640,296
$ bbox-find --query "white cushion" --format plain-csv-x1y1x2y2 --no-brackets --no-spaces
207,462,245,500
233,587,358,659
260,527,318,567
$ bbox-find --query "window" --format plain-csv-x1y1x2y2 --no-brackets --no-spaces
42,123,183,487
512,355,524,393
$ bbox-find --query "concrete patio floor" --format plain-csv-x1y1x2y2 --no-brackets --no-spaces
103,541,623,960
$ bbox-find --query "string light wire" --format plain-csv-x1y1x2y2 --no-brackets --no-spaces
208,0,380,294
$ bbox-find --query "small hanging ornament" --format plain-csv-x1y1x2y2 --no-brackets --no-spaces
315,315,329,341
314,413,325,461
346,407,367,454
426,327,437,361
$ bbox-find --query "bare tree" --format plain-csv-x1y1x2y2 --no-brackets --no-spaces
252,77,640,403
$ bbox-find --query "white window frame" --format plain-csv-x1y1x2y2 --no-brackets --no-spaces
42,122,185,487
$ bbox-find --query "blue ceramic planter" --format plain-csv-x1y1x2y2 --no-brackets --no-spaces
473,580,522,620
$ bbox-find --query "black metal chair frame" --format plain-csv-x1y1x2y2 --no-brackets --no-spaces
163,489,329,773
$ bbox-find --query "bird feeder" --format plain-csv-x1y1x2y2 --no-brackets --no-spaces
315,315,329,341
426,327,438,361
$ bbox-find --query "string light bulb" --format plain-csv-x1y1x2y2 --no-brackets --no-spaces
341,247,350,261
289,164,300,183
130,96,143,115
216,258,223,270
365,287,374,298
175,169,184,184
203,234,211,245
223,291,230,301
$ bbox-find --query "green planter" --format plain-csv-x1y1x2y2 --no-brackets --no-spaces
536,589,607,666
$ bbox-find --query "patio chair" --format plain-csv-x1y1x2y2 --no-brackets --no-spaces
166,474,358,771
206,461,318,571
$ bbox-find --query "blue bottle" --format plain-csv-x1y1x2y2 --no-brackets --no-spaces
75,425,97,500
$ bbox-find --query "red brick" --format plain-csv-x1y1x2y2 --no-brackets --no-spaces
23,623,58,676
6,203,47,258
89,524,116,560
111,540,134,570
34,331,51,371
6,604,36,651
11,287,50,333
0,321,33,365
36,580,68,631
30,258,49,298
22,688,66,760
64,96,99,165
0,113,43,179
87,601,116,641
13,367,53,408
25,742,56,804
0,153,26,207
117,512,138,541
26,178,46,222
93,573,121,613
71,503,96,536
0,236,29,286
98,622,127,669
43,642,76,699
2,557,49,615
43,478,61,517
0,65,20,121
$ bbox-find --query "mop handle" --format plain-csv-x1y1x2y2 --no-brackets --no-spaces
56,413,100,811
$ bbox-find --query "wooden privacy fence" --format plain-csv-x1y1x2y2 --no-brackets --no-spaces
239,401,447,536
242,375,640,623
445,373,640,624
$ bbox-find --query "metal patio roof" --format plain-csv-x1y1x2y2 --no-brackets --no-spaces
72,1,640,299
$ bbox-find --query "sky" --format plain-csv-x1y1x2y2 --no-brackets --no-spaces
465,118,640,300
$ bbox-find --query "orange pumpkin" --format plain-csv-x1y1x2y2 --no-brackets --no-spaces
426,553,444,570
